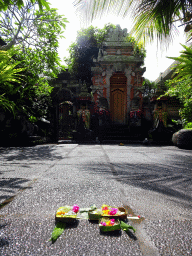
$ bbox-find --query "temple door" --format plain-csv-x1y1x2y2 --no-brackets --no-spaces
110,73,127,124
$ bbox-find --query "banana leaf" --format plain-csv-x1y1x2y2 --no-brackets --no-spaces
120,221,136,233
50,222,66,242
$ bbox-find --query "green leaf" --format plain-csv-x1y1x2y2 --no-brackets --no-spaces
50,222,66,242
100,224,121,232
120,221,136,233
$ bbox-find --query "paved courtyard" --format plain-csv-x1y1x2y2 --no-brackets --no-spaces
0,143,191,255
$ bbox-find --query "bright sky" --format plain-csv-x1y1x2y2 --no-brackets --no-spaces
49,0,187,81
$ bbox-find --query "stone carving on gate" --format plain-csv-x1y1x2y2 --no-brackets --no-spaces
106,25,128,42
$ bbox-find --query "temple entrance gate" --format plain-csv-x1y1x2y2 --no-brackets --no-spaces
91,25,146,127
110,73,127,124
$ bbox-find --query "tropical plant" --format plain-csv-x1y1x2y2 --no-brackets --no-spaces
184,122,192,128
0,49,24,84
74,0,192,43
0,48,24,113
142,78,156,99
0,1,68,119
164,44,192,124
0,46,54,145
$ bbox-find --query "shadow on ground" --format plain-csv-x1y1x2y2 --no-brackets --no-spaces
0,145,63,162
80,154,192,206
0,178,31,204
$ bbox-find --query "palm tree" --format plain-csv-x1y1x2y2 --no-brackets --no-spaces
74,0,192,43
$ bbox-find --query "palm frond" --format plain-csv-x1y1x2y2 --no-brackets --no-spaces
129,0,186,43
0,50,25,85
73,0,192,44
0,94,16,114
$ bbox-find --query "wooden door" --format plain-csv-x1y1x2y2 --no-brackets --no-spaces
110,73,127,124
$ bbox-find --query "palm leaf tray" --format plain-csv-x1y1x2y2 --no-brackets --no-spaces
88,206,127,220
99,217,121,232
55,205,127,222
55,206,79,222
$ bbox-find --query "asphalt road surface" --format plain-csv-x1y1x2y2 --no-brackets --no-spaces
0,143,191,256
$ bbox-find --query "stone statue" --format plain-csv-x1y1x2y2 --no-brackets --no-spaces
98,49,103,60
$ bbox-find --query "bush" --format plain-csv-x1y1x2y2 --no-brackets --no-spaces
184,122,192,129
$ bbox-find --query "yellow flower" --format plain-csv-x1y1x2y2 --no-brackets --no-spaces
106,221,113,226
57,211,65,215
102,210,109,215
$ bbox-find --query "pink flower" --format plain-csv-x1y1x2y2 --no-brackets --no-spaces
101,222,106,226
72,204,79,213
110,219,115,225
109,208,118,215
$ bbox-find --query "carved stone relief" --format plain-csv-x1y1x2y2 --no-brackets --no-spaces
105,66,113,106
106,25,128,42
124,66,132,113
91,67,103,73
113,63,125,72
116,49,121,55
95,77,103,84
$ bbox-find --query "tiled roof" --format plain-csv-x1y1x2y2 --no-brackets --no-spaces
155,60,179,84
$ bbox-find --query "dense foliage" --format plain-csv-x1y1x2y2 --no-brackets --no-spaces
0,2,68,144
0,0,49,11
0,2,67,120
0,48,24,113
142,78,156,99
0,0,67,52
0,46,53,121
164,44,192,124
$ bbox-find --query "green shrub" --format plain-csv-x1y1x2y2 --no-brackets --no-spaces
184,122,192,129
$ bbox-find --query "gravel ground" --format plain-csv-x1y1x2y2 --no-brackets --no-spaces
0,217,142,256
144,220,192,256
0,143,191,255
